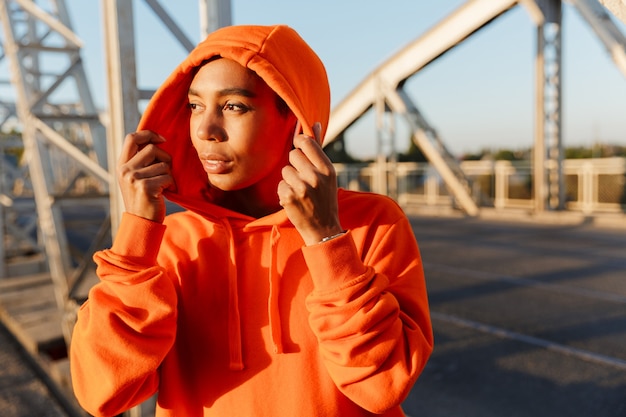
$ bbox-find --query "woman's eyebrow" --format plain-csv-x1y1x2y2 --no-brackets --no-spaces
187,87,257,98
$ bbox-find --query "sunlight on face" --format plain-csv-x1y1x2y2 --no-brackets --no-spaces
188,58,296,199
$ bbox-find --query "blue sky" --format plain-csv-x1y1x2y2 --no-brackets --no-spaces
65,0,626,158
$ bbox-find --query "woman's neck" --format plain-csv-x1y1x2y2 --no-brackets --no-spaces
214,186,282,218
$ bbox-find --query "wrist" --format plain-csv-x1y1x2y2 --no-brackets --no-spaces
300,221,344,246
319,230,346,243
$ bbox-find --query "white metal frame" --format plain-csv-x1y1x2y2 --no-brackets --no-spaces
0,0,111,343
327,0,626,216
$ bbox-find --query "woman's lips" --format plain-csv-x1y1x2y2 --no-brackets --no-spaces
199,154,232,174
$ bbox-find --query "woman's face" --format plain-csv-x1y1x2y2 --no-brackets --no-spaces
188,58,295,196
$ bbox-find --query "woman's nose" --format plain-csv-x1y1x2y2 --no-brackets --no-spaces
195,111,226,142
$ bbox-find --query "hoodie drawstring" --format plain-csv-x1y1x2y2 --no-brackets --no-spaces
223,220,244,371
268,225,283,354
223,221,285,370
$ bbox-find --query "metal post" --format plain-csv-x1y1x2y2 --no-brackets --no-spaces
375,81,388,196
534,23,547,212
200,0,232,38
545,18,565,210
533,0,564,212
101,0,141,236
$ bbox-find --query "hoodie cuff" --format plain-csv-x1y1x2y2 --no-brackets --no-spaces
111,212,166,264
301,231,368,291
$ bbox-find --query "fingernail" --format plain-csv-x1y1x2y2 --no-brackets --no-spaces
313,122,322,141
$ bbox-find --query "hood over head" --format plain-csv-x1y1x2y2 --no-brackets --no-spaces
137,24,331,212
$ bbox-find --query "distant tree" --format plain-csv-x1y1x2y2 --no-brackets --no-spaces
493,149,517,161
461,150,487,161
491,149,529,161
460,148,529,161
563,144,626,159
0,129,24,163
397,137,428,163
564,146,593,159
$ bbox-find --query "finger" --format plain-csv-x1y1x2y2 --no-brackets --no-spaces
157,173,175,195
277,179,294,207
130,159,172,180
120,164,174,202
287,148,317,181
312,121,322,145
138,173,174,194
118,144,172,185
119,159,170,189
292,119,302,143
281,164,310,195
119,141,172,184
135,143,172,167
277,177,312,214
291,135,333,173
119,130,166,164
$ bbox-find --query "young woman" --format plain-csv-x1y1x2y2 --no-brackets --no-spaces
70,24,433,417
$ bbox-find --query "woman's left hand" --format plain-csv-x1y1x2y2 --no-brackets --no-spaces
278,122,344,246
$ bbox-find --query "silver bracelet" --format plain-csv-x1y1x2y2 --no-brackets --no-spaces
320,231,346,243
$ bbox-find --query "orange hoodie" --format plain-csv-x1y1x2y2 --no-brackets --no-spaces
70,25,433,417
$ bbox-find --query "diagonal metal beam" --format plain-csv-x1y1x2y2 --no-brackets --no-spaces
327,0,520,143
13,0,83,47
572,0,626,77
599,0,626,23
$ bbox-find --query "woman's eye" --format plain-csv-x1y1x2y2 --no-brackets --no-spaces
224,102,248,112
188,102,202,113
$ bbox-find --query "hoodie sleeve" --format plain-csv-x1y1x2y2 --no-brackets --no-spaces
302,207,433,414
70,212,177,417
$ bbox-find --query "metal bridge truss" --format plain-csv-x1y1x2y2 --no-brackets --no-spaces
0,0,625,415
0,0,111,348
325,0,626,215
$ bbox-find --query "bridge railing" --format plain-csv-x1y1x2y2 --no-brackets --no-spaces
334,157,626,215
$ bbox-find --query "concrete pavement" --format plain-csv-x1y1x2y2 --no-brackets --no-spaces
0,322,67,417
403,214,626,417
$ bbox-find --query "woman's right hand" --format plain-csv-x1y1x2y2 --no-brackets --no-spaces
117,130,175,223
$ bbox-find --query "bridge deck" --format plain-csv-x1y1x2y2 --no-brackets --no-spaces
0,273,65,357
404,213,626,417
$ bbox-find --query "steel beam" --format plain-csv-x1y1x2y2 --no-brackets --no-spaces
599,0,626,24
0,0,112,345
327,0,520,143
572,0,626,78
532,0,564,211
326,0,522,216
101,0,140,234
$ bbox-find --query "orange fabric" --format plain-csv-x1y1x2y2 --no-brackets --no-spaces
70,24,433,417
137,24,330,210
